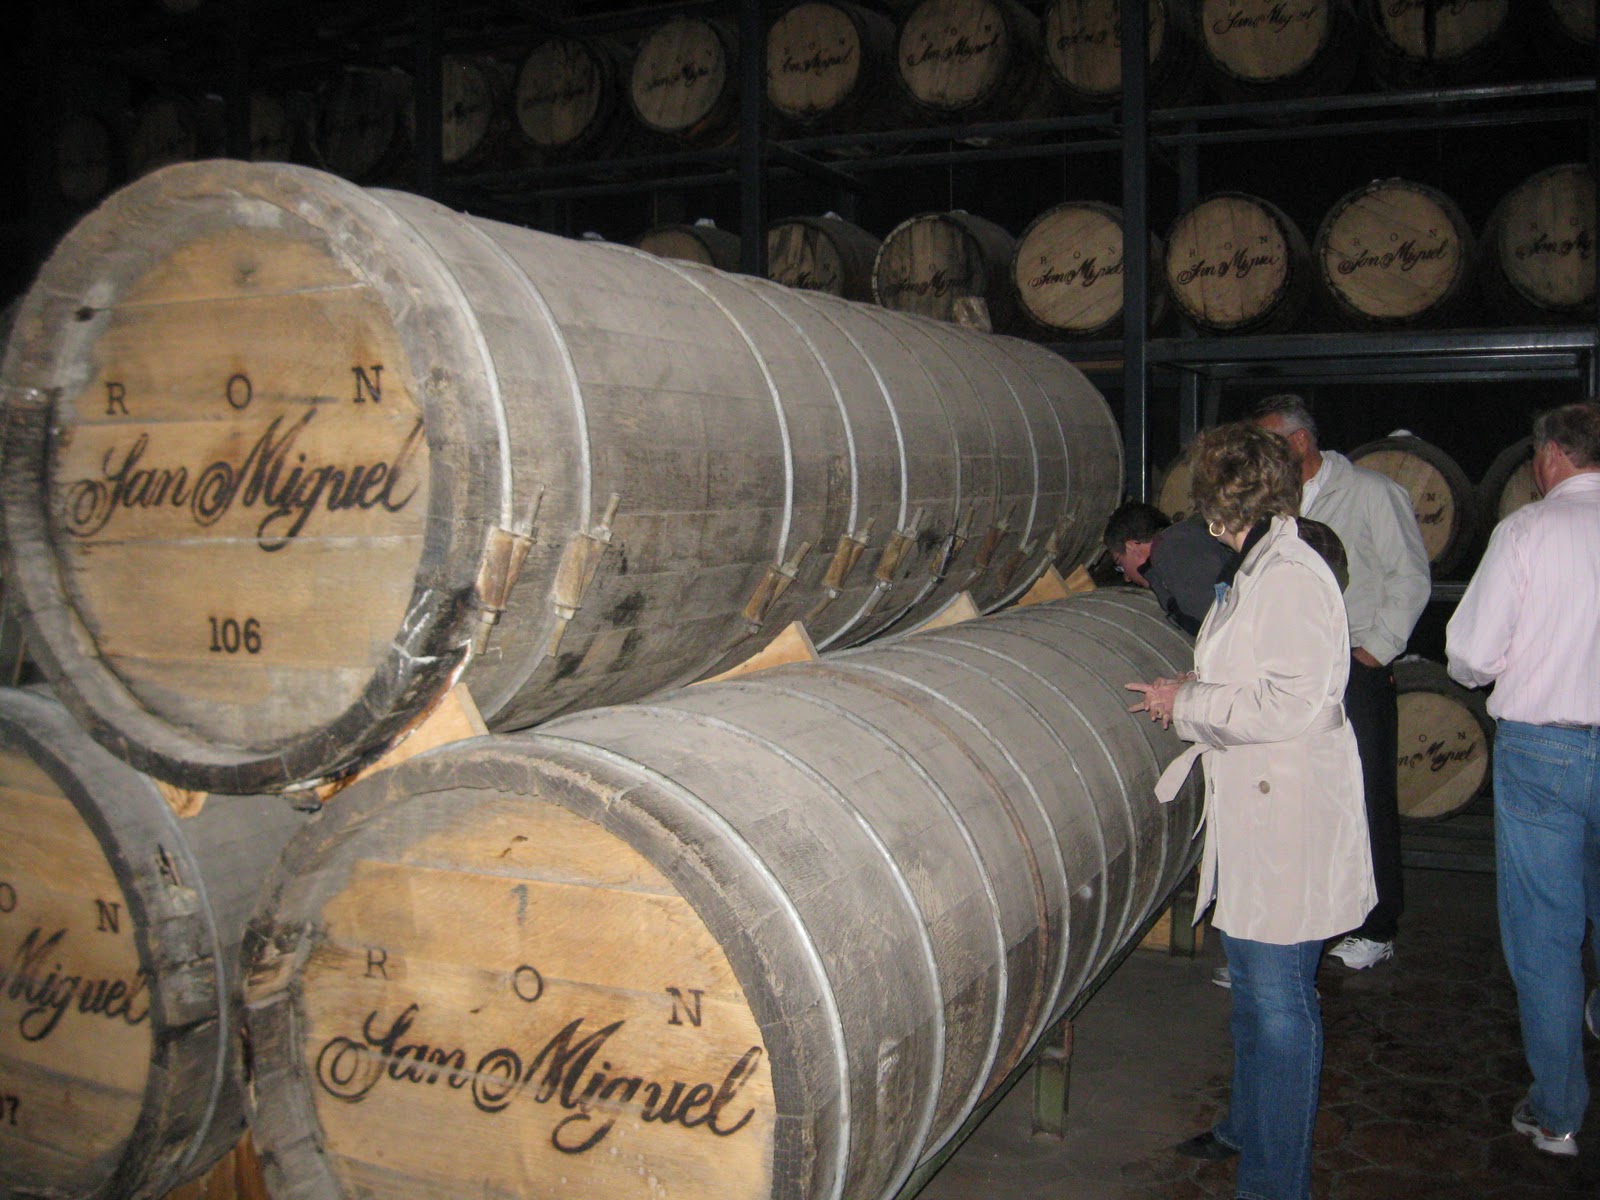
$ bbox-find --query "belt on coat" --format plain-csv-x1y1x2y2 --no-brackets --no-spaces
1154,702,1347,806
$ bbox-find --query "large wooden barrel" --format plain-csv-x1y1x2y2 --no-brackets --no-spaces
432,54,513,171
766,213,883,300
0,160,1119,796
1164,192,1311,334
895,0,1058,124
1348,432,1477,577
1314,178,1476,328
1195,0,1361,103
1366,0,1514,89
1012,201,1167,339
514,35,628,160
1041,0,1197,109
1477,436,1539,524
1394,658,1494,822
766,0,903,133
242,589,1202,1200
874,209,1019,330
635,220,743,271
1478,163,1596,324
629,15,739,145
314,67,413,182
0,687,305,1200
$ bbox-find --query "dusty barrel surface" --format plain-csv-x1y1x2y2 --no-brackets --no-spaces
242,589,1202,1200
0,160,1120,796
0,687,305,1200
1164,192,1311,335
1394,658,1494,822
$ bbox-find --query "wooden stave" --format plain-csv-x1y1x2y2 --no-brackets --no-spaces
1195,0,1362,103
513,34,629,160
1365,0,1516,90
0,686,305,1200
1012,200,1168,339
894,0,1059,124
1312,178,1477,329
1163,191,1312,335
766,213,884,301
628,15,740,145
1348,433,1479,577
240,589,1202,1200
0,160,1118,795
1393,658,1495,822
1041,0,1199,110
872,209,1020,331
1477,163,1597,324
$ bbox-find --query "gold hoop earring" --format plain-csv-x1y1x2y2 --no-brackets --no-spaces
1208,520,1227,539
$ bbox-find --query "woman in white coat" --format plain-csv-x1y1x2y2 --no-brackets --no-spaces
1128,422,1375,1200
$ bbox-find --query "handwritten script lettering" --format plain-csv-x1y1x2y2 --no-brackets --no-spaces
1335,239,1451,276
61,411,424,551
1176,246,1282,286
0,926,151,1041
1212,4,1319,36
314,1002,762,1154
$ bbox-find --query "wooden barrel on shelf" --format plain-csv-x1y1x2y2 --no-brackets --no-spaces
433,54,514,171
1041,0,1197,109
514,35,628,159
55,110,117,204
1478,163,1596,323
0,686,306,1200
766,213,882,300
1394,658,1494,822
766,0,902,132
1195,0,1361,103
314,66,413,182
874,210,1018,330
1155,447,1195,521
1477,436,1539,524
635,220,743,270
242,590,1202,1200
1313,178,1476,328
1533,0,1596,73
629,15,739,145
1348,432,1478,577
0,160,1118,796
1366,0,1514,90
1012,201,1167,339
895,0,1057,124
247,90,296,163
125,93,201,179
1163,192,1312,334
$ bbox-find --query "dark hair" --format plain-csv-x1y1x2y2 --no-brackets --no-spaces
1190,422,1302,535
1104,500,1171,553
1533,402,1600,469
1250,393,1319,445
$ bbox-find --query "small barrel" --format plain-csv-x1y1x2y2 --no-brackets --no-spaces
1533,0,1597,74
1195,0,1361,103
1314,178,1476,328
242,590,1202,1200
1348,432,1477,577
629,15,739,145
0,687,305,1200
1366,0,1514,89
1477,436,1539,524
1163,192,1312,334
767,213,883,300
433,54,514,171
1155,447,1195,521
314,66,413,182
1394,658,1494,822
1478,163,1596,324
895,0,1058,124
1012,201,1167,339
1041,0,1197,109
874,210,1018,330
514,35,628,159
766,0,902,133
54,111,117,205
0,160,1118,795
635,221,743,271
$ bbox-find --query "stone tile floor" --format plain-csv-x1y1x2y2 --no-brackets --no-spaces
917,867,1599,1199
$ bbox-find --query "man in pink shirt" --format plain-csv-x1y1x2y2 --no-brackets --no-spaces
1447,401,1600,1159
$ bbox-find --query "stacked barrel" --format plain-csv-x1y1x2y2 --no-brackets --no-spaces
0,159,1215,1200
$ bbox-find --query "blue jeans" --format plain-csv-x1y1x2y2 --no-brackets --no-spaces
1215,932,1324,1200
1494,720,1600,1136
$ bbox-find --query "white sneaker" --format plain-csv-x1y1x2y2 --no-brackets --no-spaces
1513,1096,1579,1157
1328,936,1394,970
1212,966,1231,989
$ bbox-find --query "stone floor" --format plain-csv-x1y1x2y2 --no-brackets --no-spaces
916,866,1600,1200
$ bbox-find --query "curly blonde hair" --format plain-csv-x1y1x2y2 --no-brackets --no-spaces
1189,422,1302,535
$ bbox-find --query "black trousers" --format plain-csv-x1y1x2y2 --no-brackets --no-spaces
1345,657,1403,942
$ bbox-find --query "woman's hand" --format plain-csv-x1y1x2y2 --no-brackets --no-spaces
1124,674,1193,729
